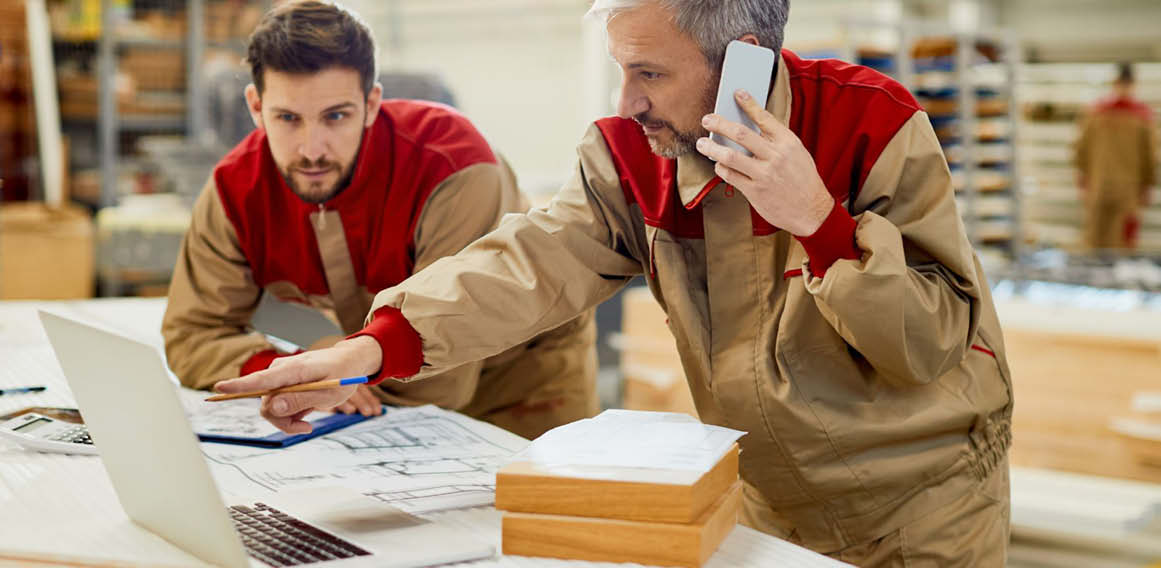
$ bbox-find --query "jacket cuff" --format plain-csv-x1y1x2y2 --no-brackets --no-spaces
795,199,860,278
347,306,424,385
240,349,299,377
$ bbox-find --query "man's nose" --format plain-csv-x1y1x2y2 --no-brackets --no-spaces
298,124,327,163
617,82,650,119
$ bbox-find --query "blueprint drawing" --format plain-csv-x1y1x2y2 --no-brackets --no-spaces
198,405,528,514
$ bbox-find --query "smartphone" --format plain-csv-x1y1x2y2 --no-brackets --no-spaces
709,40,777,157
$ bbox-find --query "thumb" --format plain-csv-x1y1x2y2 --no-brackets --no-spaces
265,391,316,417
265,387,351,418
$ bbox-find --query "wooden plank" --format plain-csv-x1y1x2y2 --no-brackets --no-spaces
502,481,742,568
496,444,737,523
1004,328,1161,484
619,287,698,416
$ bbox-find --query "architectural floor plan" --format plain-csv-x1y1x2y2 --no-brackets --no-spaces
198,404,528,513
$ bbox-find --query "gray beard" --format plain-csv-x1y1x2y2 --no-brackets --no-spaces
648,127,705,158
644,80,717,159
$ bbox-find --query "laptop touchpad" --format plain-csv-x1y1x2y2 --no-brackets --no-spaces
318,503,426,533
260,485,495,566
264,486,427,533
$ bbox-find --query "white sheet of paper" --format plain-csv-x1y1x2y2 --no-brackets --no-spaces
517,409,745,474
180,388,332,439
199,405,529,514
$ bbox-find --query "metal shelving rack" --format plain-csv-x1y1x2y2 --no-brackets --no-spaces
97,0,206,209
837,17,1024,278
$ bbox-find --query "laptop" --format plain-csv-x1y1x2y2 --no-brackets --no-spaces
37,311,495,568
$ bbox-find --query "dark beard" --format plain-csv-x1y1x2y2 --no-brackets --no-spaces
281,131,365,204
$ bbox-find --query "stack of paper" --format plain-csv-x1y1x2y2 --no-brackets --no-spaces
495,410,745,568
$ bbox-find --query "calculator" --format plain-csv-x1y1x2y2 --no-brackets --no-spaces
0,411,98,455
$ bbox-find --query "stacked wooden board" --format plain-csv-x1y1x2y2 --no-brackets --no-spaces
496,444,741,567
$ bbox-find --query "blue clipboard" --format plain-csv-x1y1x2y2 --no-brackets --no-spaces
196,410,370,448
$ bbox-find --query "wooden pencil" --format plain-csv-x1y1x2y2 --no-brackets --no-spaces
204,376,368,402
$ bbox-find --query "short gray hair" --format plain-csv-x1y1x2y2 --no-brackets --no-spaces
586,0,790,71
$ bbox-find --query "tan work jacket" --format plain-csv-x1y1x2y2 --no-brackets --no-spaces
365,51,1013,550
1076,96,1157,206
163,101,598,439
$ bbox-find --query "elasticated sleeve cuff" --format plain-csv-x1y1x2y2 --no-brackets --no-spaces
795,199,860,278
347,306,424,385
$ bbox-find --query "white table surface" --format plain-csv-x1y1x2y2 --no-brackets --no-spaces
0,298,846,568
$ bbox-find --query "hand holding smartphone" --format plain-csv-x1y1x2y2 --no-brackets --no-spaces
708,40,777,157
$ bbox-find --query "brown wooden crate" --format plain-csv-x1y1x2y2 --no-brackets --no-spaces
121,49,186,91
0,203,95,299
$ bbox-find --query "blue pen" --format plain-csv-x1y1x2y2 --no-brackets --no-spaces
0,385,47,396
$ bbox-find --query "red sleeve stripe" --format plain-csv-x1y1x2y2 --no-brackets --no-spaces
795,199,860,278
239,348,302,377
347,306,424,385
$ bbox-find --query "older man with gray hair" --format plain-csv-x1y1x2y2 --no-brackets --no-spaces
219,1,1014,565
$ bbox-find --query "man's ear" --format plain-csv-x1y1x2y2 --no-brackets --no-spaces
738,33,760,47
244,84,264,130
364,83,383,128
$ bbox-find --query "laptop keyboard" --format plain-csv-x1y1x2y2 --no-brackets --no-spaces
229,503,372,566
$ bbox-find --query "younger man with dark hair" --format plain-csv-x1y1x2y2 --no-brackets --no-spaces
162,0,598,439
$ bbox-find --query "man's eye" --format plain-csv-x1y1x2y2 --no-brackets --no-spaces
641,71,662,80
326,111,348,121
278,113,299,122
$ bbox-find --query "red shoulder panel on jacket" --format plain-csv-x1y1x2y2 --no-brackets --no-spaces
1094,96,1154,122
594,117,706,238
776,50,920,234
212,100,501,296
594,50,921,239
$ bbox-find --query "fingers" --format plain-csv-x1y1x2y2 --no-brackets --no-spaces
214,354,314,394
694,129,758,190
324,386,380,416
701,114,768,160
696,136,762,176
264,408,315,435
713,161,754,191
734,89,785,136
262,386,355,418
350,385,384,417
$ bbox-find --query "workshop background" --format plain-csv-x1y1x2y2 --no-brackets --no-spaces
2,1,1161,565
